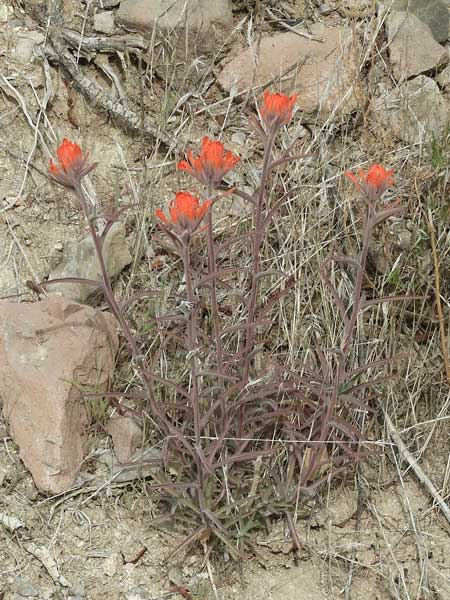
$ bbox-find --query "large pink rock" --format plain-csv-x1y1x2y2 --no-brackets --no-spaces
218,24,359,122
0,297,118,493
386,12,449,81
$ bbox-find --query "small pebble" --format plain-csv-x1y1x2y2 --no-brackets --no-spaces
94,10,115,34
14,576,39,597
103,551,121,577
0,3,13,22
231,131,247,146
318,3,333,15
7,18,25,27
396,229,413,251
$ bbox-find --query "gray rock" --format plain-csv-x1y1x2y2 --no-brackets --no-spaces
318,3,333,15
49,221,132,304
125,586,151,600
96,0,120,6
390,0,449,43
396,228,413,250
94,11,115,34
437,63,450,87
218,24,360,122
103,552,121,577
11,31,44,65
386,11,449,81
342,0,373,14
116,0,233,57
0,296,118,493
68,579,86,598
374,75,450,143
14,576,38,597
7,18,26,28
116,0,232,57
0,3,13,22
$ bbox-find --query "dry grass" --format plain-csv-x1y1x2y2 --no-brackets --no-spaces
1,1,450,598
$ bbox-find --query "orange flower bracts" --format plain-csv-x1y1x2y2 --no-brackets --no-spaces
156,192,212,235
260,90,298,133
345,164,394,204
49,139,96,188
178,137,240,190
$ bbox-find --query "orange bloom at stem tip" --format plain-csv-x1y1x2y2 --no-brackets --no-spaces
345,163,394,202
156,192,212,235
260,90,298,132
178,137,240,190
49,138,96,188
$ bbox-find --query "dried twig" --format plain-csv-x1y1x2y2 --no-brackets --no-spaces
60,27,148,55
384,410,450,526
427,207,450,384
265,7,323,41
45,27,174,149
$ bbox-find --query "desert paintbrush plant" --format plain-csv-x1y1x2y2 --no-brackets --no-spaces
44,92,414,559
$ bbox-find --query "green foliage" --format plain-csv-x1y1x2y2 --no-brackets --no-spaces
83,393,110,426
428,126,450,170
387,267,400,286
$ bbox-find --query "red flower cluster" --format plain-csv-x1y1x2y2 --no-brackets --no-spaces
49,89,299,242
49,139,96,188
156,192,212,235
345,164,394,204
260,90,298,133
178,136,240,190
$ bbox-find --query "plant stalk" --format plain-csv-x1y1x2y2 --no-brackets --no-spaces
341,209,375,353
182,240,207,516
74,183,196,456
241,132,276,384
206,188,224,383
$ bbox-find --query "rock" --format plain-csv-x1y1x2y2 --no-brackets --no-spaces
0,296,118,493
103,552,121,577
48,222,132,304
68,579,86,598
96,0,120,7
396,228,413,251
318,3,332,16
94,446,161,483
341,0,373,15
7,18,26,28
386,11,448,81
14,576,38,597
389,0,449,43
218,24,360,122
374,75,450,143
106,416,142,463
11,31,44,65
437,63,450,88
125,587,149,600
0,3,13,22
93,11,115,34
116,0,232,57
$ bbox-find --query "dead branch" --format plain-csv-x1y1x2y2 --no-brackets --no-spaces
384,410,450,527
45,28,174,150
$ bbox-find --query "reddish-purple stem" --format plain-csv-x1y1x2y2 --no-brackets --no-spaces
241,132,276,384
206,187,225,390
181,240,207,516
